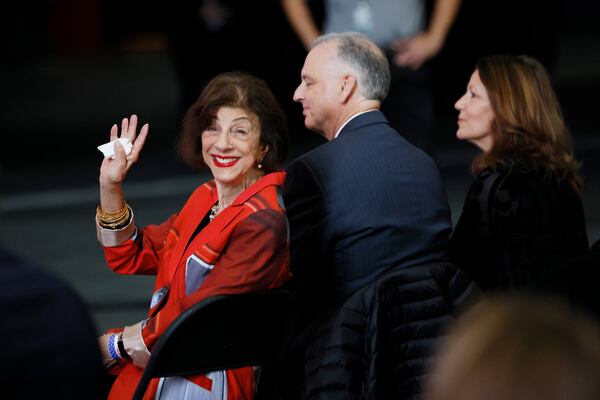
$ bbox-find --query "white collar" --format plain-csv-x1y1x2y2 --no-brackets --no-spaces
333,109,378,139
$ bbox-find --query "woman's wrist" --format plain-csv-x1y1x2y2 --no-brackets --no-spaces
99,177,123,192
106,333,131,361
97,203,132,230
106,333,123,360
99,179,126,214
117,335,130,359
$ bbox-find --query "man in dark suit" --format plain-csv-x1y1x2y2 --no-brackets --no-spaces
283,32,452,327
0,248,103,399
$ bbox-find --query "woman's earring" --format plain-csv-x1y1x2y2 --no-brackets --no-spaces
257,162,263,170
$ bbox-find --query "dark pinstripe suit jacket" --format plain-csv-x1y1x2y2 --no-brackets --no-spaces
283,110,452,325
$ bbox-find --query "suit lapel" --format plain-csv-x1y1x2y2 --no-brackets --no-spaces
165,182,216,284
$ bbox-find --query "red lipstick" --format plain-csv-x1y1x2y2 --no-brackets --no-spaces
211,155,240,167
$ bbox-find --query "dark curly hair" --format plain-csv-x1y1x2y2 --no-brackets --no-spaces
178,71,288,172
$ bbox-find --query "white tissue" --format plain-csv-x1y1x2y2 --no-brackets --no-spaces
97,138,133,159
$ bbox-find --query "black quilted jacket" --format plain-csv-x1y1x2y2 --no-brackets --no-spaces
300,262,480,400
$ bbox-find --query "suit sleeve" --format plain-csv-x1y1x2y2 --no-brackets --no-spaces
283,158,330,291
101,214,179,276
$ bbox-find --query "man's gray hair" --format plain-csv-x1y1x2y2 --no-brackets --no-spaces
313,32,391,102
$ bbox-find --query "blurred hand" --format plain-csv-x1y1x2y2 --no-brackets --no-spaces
392,33,442,70
98,334,118,369
99,114,148,186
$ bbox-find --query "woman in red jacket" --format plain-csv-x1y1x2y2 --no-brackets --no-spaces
96,72,290,399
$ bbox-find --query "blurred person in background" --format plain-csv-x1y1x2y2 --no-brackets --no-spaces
426,294,600,400
0,248,103,399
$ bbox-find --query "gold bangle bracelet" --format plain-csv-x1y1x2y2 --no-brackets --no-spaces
97,204,128,219
98,207,132,230
97,203,129,222
98,217,130,229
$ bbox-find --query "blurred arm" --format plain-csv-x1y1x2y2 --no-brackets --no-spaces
427,0,462,50
393,0,463,69
280,0,321,49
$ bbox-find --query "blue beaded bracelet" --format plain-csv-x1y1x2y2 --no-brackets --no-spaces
107,334,121,360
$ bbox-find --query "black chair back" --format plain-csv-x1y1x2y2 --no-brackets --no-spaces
302,262,480,399
132,289,296,400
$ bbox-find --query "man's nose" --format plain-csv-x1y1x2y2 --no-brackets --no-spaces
293,84,304,102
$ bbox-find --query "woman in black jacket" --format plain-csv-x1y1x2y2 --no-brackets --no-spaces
449,55,589,291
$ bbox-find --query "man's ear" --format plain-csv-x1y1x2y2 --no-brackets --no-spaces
339,74,357,103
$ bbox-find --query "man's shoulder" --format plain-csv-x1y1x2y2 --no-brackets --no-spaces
287,139,339,171
287,124,434,176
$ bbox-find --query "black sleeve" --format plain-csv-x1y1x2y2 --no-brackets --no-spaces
451,167,550,290
449,168,508,290
283,158,331,290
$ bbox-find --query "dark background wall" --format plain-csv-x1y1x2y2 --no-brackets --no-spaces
1,0,598,174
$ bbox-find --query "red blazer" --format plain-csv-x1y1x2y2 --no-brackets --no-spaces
101,172,290,400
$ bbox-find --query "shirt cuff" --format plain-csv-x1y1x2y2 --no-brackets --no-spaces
96,211,137,247
122,320,151,368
